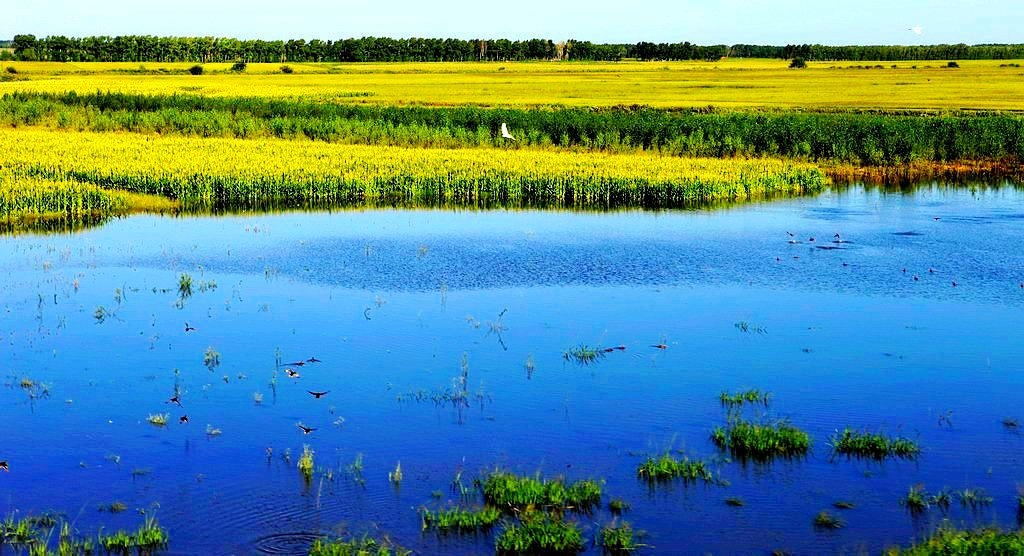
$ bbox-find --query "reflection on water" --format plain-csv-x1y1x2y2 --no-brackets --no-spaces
1,182,1023,554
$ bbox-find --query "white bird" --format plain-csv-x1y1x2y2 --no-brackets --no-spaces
908,25,923,36
500,122,516,141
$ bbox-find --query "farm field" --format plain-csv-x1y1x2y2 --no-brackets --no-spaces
3,59,1024,110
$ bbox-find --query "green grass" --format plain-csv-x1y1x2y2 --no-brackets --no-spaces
495,517,584,555
636,453,716,484
481,471,602,513
608,498,630,514
711,420,811,461
298,445,314,481
901,485,954,514
886,527,1024,555
813,511,844,529
145,413,169,427
719,389,771,407
832,501,855,510
828,428,921,460
957,488,993,509
420,507,501,532
599,523,641,554
562,345,605,366
308,535,410,556
98,517,168,555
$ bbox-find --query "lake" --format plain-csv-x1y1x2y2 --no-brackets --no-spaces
1,182,1022,555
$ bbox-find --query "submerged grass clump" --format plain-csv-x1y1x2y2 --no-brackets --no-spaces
885,527,1024,555
828,428,921,460
719,389,771,407
145,413,169,427
636,453,717,484
308,535,411,556
298,445,314,481
711,420,810,461
495,517,584,555
599,523,641,554
97,517,169,554
482,471,602,513
562,345,605,366
420,506,501,532
813,510,844,529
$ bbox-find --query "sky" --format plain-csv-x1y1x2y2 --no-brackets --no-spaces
3,0,1022,45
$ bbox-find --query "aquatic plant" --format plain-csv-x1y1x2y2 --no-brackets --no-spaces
719,390,771,407
828,428,921,460
599,523,642,554
205,424,222,437
177,273,193,298
562,345,605,366
957,488,993,509
725,497,745,507
636,453,717,484
298,445,315,481
608,498,630,514
813,511,843,529
0,514,39,544
420,506,501,532
98,517,168,555
711,419,811,461
734,321,767,334
308,535,410,556
495,517,584,555
482,471,602,513
900,485,931,514
145,413,169,427
102,502,128,513
389,461,403,485
203,346,221,371
832,501,855,510
885,526,1024,554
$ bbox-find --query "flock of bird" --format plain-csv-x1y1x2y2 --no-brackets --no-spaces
165,323,331,436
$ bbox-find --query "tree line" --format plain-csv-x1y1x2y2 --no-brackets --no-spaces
5,34,1024,63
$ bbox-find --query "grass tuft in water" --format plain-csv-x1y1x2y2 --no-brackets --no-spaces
298,445,314,481
562,345,605,366
389,461,403,485
482,471,602,513
98,517,169,555
599,523,642,554
636,453,716,484
145,413,169,427
608,498,630,515
719,389,771,407
957,488,993,509
832,501,855,510
495,516,584,555
725,497,745,507
711,420,810,461
420,506,501,532
828,428,921,460
813,511,844,529
885,526,1024,554
308,534,410,556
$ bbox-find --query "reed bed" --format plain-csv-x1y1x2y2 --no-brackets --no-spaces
495,517,584,555
420,507,501,532
885,527,1024,554
308,535,410,556
636,453,716,484
2,92,1022,165
0,128,827,213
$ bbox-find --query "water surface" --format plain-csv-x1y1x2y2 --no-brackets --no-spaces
2,183,1023,555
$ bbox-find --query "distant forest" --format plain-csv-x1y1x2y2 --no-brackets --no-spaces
5,34,1024,63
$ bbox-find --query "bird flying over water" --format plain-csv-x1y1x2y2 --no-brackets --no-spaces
167,395,183,407
500,122,516,141
179,415,189,424
306,357,321,363
285,369,301,378
184,322,196,332
307,391,329,399
297,424,317,434
0,461,8,472
651,344,668,350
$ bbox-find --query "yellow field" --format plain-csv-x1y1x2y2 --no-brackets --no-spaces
3,59,1022,110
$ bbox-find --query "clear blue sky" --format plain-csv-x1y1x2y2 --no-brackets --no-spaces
4,0,1021,44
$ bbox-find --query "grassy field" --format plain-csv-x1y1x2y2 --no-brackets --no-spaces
3,59,1023,110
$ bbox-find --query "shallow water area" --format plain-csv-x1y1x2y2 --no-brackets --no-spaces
1,183,1023,555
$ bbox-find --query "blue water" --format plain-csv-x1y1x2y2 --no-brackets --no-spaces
1,183,1023,555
